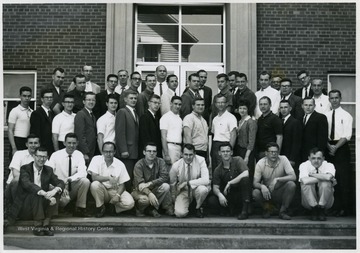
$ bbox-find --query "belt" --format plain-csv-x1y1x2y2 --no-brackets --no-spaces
168,142,182,146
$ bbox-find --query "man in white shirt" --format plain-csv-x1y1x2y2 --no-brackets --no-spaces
294,69,313,99
8,86,33,156
299,148,336,221
161,74,178,116
88,142,135,217
326,89,353,216
68,65,101,94
254,71,281,118
160,96,183,165
312,78,331,115
49,133,90,217
154,65,168,96
52,93,76,151
115,69,129,94
211,94,237,175
169,144,210,218
97,94,118,153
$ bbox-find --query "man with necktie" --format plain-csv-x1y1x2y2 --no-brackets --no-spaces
160,74,178,116
294,69,313,99
180,73,201,119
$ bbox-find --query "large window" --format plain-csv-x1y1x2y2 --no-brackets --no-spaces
135,4,225,94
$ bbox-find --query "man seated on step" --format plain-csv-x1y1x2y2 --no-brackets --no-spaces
169,143,210,218
252,142,296,220
48,133,91,217
299,147,336,221
88,142,135,217
132,142,174,217
208,142,251,220
6,147,65,236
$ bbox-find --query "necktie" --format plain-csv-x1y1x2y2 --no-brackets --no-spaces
305,87,308,98
330,110,335,140
315,168,319,193
121,87,125,94
159,83,163,96
90,112,95,124
48,110,52,121
303,115,307,125
133,109,138,123
195,90,201,99
68,154,72,191
282,117,285,125
187,164,191,199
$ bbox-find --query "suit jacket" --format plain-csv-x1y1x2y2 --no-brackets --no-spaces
30,106,54,155
201,86,213,124
68,81,101,94
93,90,120,119
294,86,327,99
301,111,328,161
233,86,257,119
138,110,162,158
44,82,65,109
11,162,65,219
74,108,97,158
285,93,304,121
115,107,139,159
280,115,302,164
180,89,197,119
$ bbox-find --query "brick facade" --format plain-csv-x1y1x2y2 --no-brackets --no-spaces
257,3,356,89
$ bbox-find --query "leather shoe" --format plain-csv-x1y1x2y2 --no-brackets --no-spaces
73,207,91,217
195,208,204,218
33,227,45,236
150,208,161,218
135,208,146,217
43,226,54,236
165,208,175,216
318,207,327,221
237,212,248,220
262,210,271,219
279,211,291,220
310,206,318,221
95,205,106,218
336,209,347,217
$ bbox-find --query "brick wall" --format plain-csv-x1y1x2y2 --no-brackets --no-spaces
3,4,107,168
256,3,356,89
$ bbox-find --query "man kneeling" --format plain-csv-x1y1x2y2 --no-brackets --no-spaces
169,143,210,218
132,142,174,217
88,142,134,217
299,148,336,221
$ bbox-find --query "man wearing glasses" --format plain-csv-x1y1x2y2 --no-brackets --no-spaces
294,69,313,99
132,142,174,217
253,142,296,220
52,93,76,151
30,88,55,156
6,147,65,236
279,78,304,121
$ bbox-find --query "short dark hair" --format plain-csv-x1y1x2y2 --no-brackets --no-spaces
149,94,161,101
215,94,227,103
228,71,240,77
328,89,342,98
197,69,207,75
237,99,250,109
73,74,86,83
309,147,325,156
302,96,315,104
279,99,291,106
259,96,271,105
102,141,116,151
53,67,65,74
238,73,248,81
145,74,156,81
182,143,195,152
130,71,141,79
266,142,279,151
218,142,232,151
192,97,204,105
171,95,182,103
40,88,53,98
27,134,40,142
188,73,199,81
280,78,292,86
35,146,48,154
106,93,119,103
83,92,96,101
216,73,229,81
297,69,309,78
123,89,138,98
107,74,118,81
144,142,157,151
62,93,75,102
19,86,32,95
64,133,78,142
166,74,177,83
259,71,271,79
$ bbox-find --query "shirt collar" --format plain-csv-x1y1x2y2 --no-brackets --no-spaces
85,107,92,114
19,104,31,111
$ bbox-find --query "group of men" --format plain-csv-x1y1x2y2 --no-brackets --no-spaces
4,64,353,236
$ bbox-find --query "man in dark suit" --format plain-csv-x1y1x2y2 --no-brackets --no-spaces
232,72,257,119
74,92,97,165
6,147,65,236
294,70,313,99
93,74,120,119
197,69,213,124
301,97,328,162
115,89,139,191
30,88,55,156
279,78,304,121
139,94,162,158
136,74,156,119
279,100,302,169
119,71,141,109
68,65,101,94
44,67,65,115
180,73,201,119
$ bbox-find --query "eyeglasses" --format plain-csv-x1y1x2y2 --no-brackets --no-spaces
35,155,48,160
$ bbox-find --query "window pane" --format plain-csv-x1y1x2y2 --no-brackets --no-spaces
182,6,222,24
329,75,355,102
138,5,179,23
137,25,179,43
4,73,35,98
182,25,222,43
182,45,222,62
137,45,179,62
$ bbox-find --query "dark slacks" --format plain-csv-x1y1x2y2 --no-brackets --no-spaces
120,158,137,192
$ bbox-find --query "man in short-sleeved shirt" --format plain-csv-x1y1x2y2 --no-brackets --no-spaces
88,142,135,217
312,79,331,115
209,143,251,220
253,142,296,220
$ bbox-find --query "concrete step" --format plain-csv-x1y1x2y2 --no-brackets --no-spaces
4,233,356,249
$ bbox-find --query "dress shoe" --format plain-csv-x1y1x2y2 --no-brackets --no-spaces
318,207,327,221
279,211,291,220
135,208,146,217
237,212,248,220
95,205,106,218
336,209,347,217
73,207,91,217
165,208,175,216
262,210,271,219
310,206,318,221
195,207,204,218
43,226,54,236
33,227,45,236
150,208,161,218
